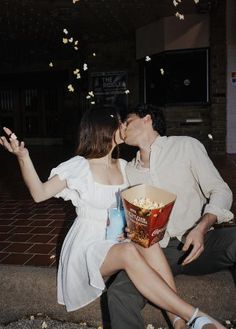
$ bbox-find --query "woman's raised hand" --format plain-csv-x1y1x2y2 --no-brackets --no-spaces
0,127,28,158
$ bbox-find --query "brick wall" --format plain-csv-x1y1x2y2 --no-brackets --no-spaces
226,0,236,153
210,0,227,154
163,3,227,155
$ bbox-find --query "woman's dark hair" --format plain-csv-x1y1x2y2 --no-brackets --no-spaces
76,106,120,158
126,104,166,136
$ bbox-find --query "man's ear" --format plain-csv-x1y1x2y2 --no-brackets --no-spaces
143,114,152,123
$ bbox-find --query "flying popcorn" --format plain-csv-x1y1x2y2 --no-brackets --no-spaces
91,101,96,105
73,0,80,3
173,0,182,5
175,12,184,20
67,84,74,92
74,46,78,51
63,28,68,35
73,69,81,79
69,37,74,43
83,63,88,71
145,56,151,62
62,38,68,44
86,91,94,99
125,89,130,94
208,134,213,140
73,68,80,75
160,68,165,75
49,62,54,67
93,52,96,57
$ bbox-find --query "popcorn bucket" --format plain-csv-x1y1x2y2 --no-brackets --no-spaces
121,184,176,248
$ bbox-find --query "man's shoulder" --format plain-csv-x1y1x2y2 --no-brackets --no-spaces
166,135,203,148
126,136,203,167
167,135,198,143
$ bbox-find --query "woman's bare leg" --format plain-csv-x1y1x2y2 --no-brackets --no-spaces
135,243,186,329
100,242,224,329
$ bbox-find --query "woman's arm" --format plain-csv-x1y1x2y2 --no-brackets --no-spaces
0,127,66,203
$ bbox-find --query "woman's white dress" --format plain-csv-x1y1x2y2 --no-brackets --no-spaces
49,155,128,312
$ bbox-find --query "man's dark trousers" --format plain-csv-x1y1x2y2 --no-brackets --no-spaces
107,227,236,329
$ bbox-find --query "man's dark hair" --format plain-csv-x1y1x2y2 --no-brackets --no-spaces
126,104,166,136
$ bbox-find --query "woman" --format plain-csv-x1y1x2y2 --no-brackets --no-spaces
0,107,225,329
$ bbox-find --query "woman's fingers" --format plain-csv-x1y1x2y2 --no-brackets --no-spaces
1,127,20,154
3,127,13,136
9,135,19,150
3,127,18,144
19,141,25,150
10,133,18,140
1,127,28,158
0,136,14,152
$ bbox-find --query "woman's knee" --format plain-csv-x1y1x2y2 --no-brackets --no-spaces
121,243,141,265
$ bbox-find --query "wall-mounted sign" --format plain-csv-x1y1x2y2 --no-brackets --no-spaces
231,72,236,84
90,71,128,111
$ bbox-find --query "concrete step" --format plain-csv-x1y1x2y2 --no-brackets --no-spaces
0,265,235,327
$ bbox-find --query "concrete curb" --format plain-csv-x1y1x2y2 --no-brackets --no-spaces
0,265,235,327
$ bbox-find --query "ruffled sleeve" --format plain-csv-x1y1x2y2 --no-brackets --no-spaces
48,156,89,207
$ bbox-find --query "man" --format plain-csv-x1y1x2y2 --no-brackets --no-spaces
107,104,236,329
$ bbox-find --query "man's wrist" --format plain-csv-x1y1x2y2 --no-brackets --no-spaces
196,213,217,234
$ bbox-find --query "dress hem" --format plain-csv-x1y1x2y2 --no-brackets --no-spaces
58,291,103,312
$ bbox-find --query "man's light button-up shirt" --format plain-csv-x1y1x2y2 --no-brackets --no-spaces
125,136,234,248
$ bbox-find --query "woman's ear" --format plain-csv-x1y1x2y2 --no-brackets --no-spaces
119,123,126,141
114,128,123,145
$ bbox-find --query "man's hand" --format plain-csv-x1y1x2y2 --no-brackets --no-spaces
181,213,217,266
181,227,204,265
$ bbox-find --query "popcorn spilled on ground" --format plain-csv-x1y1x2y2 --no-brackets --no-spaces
0,315,235,329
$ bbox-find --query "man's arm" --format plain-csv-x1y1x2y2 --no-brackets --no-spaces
181,138,233,265
189,138,233,223
182,213,217,265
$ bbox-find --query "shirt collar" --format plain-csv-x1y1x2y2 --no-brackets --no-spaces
134,135,167,167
